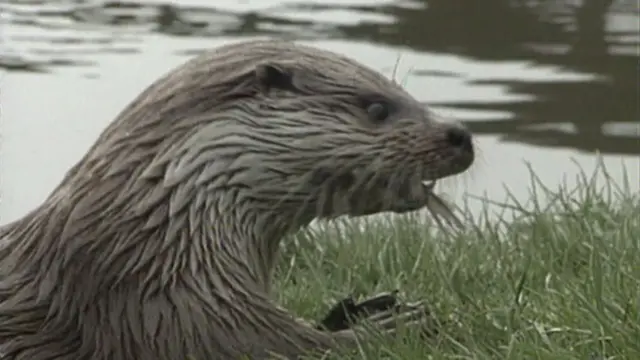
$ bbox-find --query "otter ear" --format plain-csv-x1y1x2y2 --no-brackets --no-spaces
254,62,296,93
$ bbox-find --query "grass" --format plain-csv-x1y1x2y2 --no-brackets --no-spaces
272,162,639,360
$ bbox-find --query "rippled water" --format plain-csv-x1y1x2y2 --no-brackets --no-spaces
1,0,638,224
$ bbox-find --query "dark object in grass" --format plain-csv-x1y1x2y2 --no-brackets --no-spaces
317,291,399,331
318,290,443,341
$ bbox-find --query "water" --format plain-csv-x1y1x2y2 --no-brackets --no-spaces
1,0,638,224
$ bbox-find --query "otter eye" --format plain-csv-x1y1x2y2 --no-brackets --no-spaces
366,102,390,123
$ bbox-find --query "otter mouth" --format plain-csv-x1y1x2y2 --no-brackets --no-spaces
310,167,465,231
400,180,464,231
353,176,464,232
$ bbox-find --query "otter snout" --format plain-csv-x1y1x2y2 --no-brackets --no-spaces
441,122,475,175
445,124,474,155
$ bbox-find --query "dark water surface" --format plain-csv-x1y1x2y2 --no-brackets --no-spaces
1,0,638,224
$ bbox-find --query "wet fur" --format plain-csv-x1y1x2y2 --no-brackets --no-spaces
0,39,473,359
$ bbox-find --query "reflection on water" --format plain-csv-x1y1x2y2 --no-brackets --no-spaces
1,0,638,223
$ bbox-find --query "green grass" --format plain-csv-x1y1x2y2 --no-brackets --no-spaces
272,162,639,359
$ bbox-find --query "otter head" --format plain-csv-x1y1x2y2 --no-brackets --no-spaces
157,41,474,230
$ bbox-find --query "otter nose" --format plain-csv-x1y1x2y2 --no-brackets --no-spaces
446,125,473,152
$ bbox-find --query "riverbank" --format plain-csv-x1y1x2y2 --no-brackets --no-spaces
274,164,639,359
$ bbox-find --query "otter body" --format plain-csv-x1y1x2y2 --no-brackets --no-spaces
0,39,474,359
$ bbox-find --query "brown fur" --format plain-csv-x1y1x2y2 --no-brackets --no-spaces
0,39,474,359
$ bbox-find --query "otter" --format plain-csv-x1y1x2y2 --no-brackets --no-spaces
0,39,474,359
